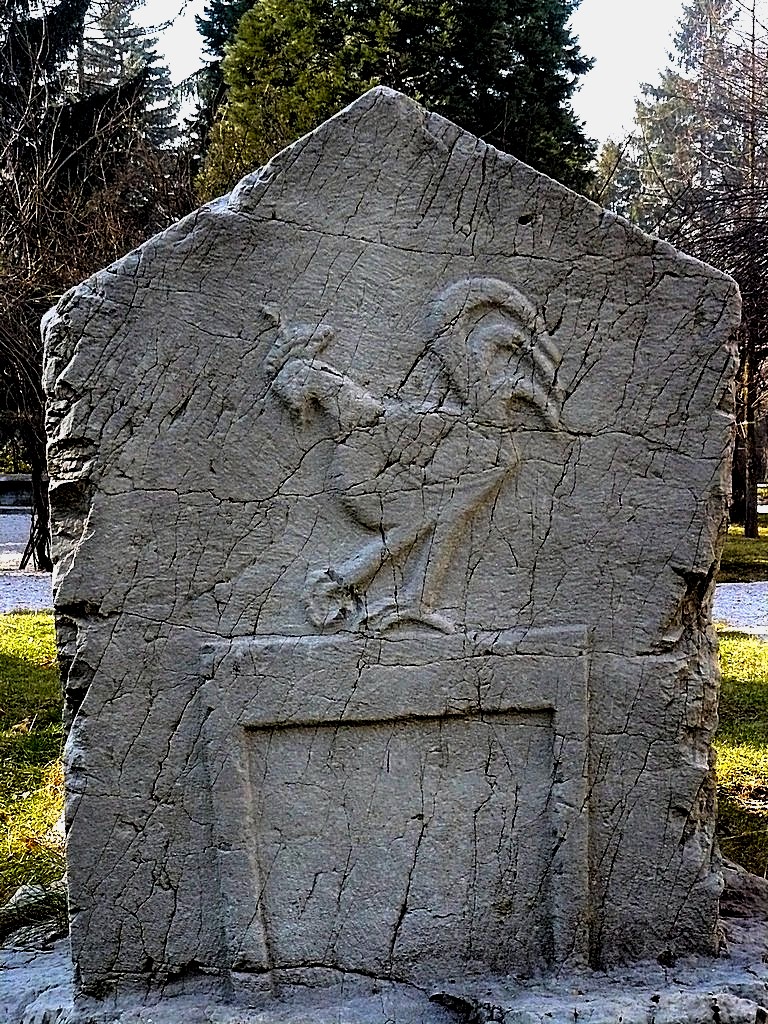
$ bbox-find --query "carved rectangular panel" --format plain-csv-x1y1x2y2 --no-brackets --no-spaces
200,627,590,982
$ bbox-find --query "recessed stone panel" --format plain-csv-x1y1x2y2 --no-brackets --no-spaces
200,630,589,981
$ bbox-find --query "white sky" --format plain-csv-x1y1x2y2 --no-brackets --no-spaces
569,0,686,142
142,0,688,146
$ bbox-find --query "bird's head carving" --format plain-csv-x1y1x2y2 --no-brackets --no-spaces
425,277,564,429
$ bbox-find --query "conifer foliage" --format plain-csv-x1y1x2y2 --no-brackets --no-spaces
83,0,178,146
196,0,596,198
191,0,253,155
594,0,768,535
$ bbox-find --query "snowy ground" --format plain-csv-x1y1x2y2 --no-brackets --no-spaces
0,511,52,612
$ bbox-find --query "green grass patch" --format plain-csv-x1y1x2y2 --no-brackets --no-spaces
719,519,768,582
715,631,768,874
0,612,64,903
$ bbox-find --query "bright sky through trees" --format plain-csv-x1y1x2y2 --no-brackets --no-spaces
143,0,687,145
569,0,686,142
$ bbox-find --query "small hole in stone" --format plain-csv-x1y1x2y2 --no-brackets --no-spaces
518,213,534,225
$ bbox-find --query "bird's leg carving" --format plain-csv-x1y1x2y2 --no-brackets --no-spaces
307,465,508,634
305,521,433,631
416,466,509,620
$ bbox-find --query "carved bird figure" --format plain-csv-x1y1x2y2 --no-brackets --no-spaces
267,277,563,633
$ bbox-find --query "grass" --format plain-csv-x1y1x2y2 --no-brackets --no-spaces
0,612,64,904
718,516,768,583
716,514,768,874
715,631,768,875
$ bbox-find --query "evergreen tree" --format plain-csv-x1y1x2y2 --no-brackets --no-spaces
190,0,253,156
83,0,178,147
588,138,642,222
198,0,255,57
631,0,743,235
599,0,768,534
197,0,596,198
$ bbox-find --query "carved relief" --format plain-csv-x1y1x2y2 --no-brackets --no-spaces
201,627,592,977
266,277,563,633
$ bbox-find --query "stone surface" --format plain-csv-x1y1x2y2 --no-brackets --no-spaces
43,87,740,1014
0,940,72,1024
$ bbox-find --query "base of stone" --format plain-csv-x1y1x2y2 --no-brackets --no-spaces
4,866,767,1024
5,934,766,1024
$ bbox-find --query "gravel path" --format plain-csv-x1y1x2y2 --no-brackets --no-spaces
0,572,52,613
0,511,53,612
0,510,29,570
713,582,768,635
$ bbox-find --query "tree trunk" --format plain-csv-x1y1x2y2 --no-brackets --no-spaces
744,409,760,538
741,329,760,539
732,432,746,525
19,429,51,572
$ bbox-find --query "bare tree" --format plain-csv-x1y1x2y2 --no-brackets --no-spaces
0,0,196,569
596,0,768,536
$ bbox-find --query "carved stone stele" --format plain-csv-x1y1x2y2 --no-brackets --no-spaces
43,88,739,1015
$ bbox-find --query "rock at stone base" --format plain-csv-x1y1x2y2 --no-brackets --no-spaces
0,940,72,1024
0,881,68,947
12,863,764,1022
721,859,768,922
4,926,767,1024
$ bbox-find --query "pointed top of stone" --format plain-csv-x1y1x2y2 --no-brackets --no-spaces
80,83,735,309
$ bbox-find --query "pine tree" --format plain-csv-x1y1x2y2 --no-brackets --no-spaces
83,0,178,147
379,0,595,185
198,0,255,57
589,138,642,222
190,0,253,156
196,0,596,199
600,0,768,534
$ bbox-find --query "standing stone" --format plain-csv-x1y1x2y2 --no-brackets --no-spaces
43,88,739,1016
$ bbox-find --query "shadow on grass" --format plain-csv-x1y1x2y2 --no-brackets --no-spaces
719,517,768,583
0,625,60,732
717,793,768,877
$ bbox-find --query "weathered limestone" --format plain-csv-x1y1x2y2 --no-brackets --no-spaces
43,87,740,1018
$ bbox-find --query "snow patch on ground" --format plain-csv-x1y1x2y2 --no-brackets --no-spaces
713,582,768,636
